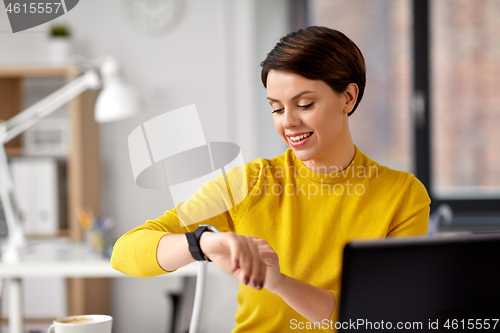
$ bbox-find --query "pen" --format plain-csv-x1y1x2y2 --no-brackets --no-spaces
77,209,91,230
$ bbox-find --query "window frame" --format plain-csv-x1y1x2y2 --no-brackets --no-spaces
413,0,500,216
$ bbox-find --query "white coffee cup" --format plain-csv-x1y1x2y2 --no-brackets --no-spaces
47,314,112,333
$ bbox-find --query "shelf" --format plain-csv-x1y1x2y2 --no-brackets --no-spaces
0,65,79,78
6,149,69,160
5,147,23,157
26,230,70,240
0,317,54,324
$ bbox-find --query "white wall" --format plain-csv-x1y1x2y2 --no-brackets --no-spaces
1,0,290,332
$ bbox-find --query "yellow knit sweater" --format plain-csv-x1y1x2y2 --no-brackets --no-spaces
111,145,431,332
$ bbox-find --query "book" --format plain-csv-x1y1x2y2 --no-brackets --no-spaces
10,158,60,235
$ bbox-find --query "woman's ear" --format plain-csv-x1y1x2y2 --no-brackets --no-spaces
343,83,359,114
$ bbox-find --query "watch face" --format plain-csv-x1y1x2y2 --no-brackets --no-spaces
200,224,219,233
123,0,182,36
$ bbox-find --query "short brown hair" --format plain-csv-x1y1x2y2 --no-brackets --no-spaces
261,26,366,116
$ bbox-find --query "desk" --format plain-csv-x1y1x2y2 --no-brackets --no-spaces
0,239,198,333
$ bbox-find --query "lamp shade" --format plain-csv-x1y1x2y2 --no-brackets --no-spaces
94,57,141,123
95,80,141,123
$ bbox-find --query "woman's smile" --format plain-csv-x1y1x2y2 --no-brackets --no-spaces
287,131,314,147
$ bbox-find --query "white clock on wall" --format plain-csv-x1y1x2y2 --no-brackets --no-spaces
123,0,182,35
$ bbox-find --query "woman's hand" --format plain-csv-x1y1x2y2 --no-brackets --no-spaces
199,232,267,290
252,238,284,293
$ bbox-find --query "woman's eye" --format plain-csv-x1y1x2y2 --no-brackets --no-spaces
272,108,284,114
297,102,313,110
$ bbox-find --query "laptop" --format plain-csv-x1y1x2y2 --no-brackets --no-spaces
338,233,500,332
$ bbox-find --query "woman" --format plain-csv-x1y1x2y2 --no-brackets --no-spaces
111,26,430,332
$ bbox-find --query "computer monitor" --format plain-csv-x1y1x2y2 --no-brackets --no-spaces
338,233,500,332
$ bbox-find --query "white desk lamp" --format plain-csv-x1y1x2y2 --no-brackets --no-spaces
0,56,140,263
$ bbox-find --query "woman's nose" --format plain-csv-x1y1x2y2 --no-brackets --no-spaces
282,109,301,128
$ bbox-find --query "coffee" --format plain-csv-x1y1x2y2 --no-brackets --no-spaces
48,314,112,333
58,317,93,324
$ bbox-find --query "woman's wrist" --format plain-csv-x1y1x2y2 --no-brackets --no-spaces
199,230,216,261
266,272,289,296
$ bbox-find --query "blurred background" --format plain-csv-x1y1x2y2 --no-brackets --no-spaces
1,0,499,332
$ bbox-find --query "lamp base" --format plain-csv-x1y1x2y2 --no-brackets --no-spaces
1,245,21,263
1,227,25,263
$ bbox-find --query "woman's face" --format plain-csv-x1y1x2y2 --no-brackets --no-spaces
266,70,357,166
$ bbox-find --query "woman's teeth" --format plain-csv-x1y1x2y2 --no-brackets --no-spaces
290,132,312,142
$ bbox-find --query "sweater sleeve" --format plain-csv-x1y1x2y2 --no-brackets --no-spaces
111,164,257,278
110,209,234,278
387,175,431,237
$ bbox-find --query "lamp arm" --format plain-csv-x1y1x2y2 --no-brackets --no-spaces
0,144,25,262
0,70,101,144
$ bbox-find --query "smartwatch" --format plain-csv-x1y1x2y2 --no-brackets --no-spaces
186,224,219,261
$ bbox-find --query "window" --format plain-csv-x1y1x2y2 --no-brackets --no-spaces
431,0,500,200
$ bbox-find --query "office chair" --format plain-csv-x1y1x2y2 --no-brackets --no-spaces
427,204,453,236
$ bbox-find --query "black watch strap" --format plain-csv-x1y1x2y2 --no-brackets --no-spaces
186,224,219,261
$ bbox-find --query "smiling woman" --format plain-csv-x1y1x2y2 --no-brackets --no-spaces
111,26,431,333
262,27,365,174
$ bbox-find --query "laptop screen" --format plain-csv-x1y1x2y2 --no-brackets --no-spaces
338,234,500,332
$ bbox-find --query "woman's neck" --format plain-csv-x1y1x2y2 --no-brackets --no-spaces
302,126,355,175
